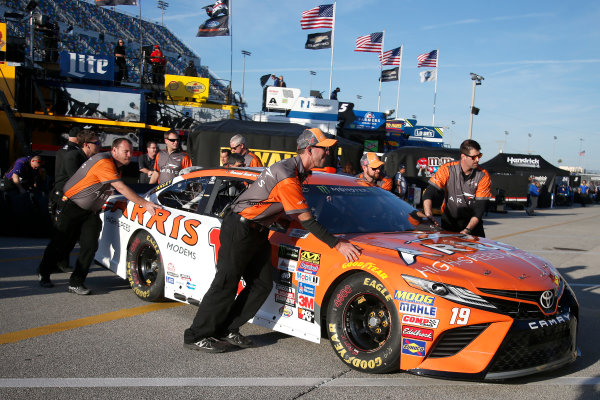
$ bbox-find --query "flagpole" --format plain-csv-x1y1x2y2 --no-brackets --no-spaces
395,45,403,118
328,0,336,96
139,0,143,85
432,48,438,125
377,30,385,112
229,0,233,104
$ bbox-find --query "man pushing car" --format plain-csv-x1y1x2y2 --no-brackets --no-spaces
183,128,362,353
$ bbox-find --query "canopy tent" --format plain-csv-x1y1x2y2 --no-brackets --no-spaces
187,120,363,169
480,153,570,206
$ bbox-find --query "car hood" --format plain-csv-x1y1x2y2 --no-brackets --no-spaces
347,231,561,292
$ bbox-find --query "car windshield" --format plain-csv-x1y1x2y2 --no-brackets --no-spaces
303,184,418,234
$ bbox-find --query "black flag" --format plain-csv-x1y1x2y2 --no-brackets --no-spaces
197,15,229,37
260,74,271,87
305,31,332,50
380,67,399,82
95,0,137,5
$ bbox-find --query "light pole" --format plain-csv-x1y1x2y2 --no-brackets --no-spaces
467,73,484,139
553,136,557,161
579,137,584,168
527,133,532,154
503,130,509,153
309,70,316,92
157,1,169,27
241,50,251,101
356,94,362,108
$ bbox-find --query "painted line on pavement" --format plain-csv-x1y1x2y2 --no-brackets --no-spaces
0,376,598,388
0,302,184,345
490,214,600,240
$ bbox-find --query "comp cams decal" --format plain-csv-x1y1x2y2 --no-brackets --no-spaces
401,314,440,329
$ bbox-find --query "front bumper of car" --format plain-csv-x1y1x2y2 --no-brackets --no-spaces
408,285,579,380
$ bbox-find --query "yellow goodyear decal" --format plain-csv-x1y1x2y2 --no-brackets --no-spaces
342,261,388,280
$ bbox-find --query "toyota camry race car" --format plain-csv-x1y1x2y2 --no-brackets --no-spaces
96,167,578,380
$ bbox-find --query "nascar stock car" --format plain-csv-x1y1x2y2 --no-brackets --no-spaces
95,167,578,380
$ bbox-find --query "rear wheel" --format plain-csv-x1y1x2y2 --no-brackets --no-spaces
126,231,165,301
326,273,401,373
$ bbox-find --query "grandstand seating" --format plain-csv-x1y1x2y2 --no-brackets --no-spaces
1,0,227,101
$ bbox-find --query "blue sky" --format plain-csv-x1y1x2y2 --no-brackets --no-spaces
121,0,599,171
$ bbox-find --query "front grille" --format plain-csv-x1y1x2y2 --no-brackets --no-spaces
428,324,490,358
479,296,545,319
478,288,546,303
488,317,576,373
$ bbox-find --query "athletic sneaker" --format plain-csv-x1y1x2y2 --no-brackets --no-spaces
222,331,254,348
39,275,54,288
184,337,229,353
68,285,91,295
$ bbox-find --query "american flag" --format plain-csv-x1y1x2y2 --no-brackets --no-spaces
579,150,586,156
355,32,383,53
379,46,402,66
300,4,334,30
417,50,438,68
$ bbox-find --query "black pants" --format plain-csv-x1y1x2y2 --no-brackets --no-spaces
38,201,102,286
116,58,128,82
184,213,273,343
151,64,164,85
441,213,485,237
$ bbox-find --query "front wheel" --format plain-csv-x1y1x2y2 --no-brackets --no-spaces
126,231,165,302
326,272,401,373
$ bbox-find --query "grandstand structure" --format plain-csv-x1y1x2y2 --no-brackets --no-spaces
0,0,229,102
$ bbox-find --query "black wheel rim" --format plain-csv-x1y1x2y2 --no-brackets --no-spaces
136,244,159,287
343,293,391,351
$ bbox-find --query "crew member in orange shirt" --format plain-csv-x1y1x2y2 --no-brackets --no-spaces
184,128,361,353
37,139,159,294
150,131,192,185
356,152,393,191
423,139,492,237
229,134,263,167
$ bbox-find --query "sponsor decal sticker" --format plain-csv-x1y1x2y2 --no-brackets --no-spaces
186,282,196,290
167,263,175,272
298,308,315,323
297,261,319,274
298,293,315,311
402,325,434,341
300,250,321,265
398,302,437,317
276,283,293,292
166,271,178,278
401,314,440,329
277,258,297,272
278,244,300,260
289,229,309,239
279,305,294,318
296,271,320,286
279,270,293,285
342,261,388,279
394,291,435,305
402,338,427,357
275,287,296,306
166,276,174,284
180,274,191,282
298,282,315,297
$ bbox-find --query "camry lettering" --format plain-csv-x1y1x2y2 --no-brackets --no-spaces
528,312,570,330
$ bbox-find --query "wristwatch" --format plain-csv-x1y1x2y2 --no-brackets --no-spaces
464,227,472,234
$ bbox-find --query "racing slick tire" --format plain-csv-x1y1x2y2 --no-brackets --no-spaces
126,230,165,302
326,272,401,373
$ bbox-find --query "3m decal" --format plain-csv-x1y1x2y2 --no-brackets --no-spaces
394,291,435,305
279,244,300,260
300,250,321,264
343,261,388,279
298,308,315,323
298,294,315,311
401,314,439,329
401,338,427,357
449,307,471,325
398,302,437,317
402,326,434,341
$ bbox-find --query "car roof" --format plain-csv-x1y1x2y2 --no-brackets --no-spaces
180,167,366,187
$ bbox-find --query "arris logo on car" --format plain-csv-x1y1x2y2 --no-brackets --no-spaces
540,290,554,310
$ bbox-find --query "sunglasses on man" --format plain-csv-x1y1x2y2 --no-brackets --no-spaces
463,153,482,160
166,138,180,142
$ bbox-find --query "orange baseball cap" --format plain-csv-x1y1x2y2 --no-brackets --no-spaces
360,152,384,169
297,128,338,150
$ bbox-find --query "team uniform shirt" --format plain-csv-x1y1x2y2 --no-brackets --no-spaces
355,173,393,191
428,160,492,221
54,142,87,192
231,156,309,226
528,183,540,197
242,151,263,168
138,153,156,184
63,152,122,211
153,150,192,184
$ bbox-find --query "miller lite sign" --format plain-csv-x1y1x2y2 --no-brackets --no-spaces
60,51,114,81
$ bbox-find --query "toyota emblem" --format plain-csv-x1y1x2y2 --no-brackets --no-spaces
540,290,554,309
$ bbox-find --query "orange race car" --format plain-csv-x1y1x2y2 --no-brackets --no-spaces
96,167,578,380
